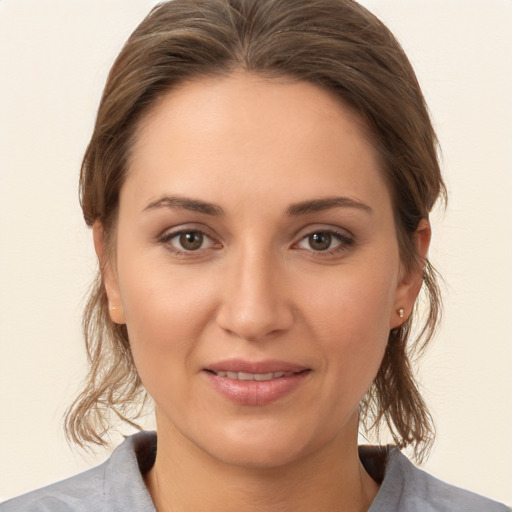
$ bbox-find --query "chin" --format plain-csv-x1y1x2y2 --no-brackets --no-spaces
188,416,340,471
208,438,309,470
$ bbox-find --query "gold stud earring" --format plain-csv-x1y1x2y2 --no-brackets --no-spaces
398,308,404,319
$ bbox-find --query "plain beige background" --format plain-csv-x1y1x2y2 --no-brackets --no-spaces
0,0,511,505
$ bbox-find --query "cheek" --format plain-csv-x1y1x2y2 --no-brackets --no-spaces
114,252,219,395
298,262,396,388
116,228,218,335
303,262,395,338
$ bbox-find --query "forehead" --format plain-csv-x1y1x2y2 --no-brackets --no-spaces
124,72,391,216
135,72,372,155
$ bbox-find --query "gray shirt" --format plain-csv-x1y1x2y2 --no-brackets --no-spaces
2,431,508,511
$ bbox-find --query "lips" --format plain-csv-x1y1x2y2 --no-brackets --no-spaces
203,359,311,406
212,371,298,381
205,359,308,375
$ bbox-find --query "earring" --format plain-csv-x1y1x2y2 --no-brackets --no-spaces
398,307,404,318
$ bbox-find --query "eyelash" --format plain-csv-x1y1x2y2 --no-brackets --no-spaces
157,227,355,257
157,229,219,257
294,230,355,256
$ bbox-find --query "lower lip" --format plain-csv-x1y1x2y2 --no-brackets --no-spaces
203,371,311,406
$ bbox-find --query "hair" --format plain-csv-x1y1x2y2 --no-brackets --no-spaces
66,0,446,461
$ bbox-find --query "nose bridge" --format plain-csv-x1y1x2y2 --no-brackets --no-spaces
216,242,293,341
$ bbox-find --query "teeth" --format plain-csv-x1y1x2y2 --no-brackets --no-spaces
254,373,275,381
214,371,296,380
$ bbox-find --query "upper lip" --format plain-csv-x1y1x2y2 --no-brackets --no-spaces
205,359,309,374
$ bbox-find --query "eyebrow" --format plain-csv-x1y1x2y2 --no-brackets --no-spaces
143,195,224,216
142,194,372,217
287,196,373,216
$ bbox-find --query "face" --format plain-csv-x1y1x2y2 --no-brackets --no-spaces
99,72,425,468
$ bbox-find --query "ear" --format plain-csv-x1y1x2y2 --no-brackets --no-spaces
390,219,431,329
93,221,126,325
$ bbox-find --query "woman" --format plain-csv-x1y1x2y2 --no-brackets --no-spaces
2,0,509,510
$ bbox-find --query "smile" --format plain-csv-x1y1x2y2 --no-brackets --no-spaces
203,362,311,406
211,371,298,381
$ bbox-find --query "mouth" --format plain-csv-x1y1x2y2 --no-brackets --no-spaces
204,359,309,375
203,360,311,406
205,370,307,381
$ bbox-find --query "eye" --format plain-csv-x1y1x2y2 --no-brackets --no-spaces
177,231,205,251
305,232,337,251
296,230,354,253
159,229,216,253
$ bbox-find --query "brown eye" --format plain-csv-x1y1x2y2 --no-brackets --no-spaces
179,231,204,250
308,232,333,251
296,229,353,255
160,228,217,255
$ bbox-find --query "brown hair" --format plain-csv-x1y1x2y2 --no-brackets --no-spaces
66,0,445,461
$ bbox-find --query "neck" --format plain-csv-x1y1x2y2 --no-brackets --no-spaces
144,415,379,512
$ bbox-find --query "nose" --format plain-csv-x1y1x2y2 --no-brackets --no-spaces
216,247,294,342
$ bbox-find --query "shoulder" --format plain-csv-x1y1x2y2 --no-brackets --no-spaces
369,447,510,512
1,432,157,512
0,464,107,512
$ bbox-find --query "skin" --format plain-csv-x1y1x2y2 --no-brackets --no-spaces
95,72,430,512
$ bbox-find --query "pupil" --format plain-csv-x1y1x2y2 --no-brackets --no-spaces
310,232,331,251
180,232,203,250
